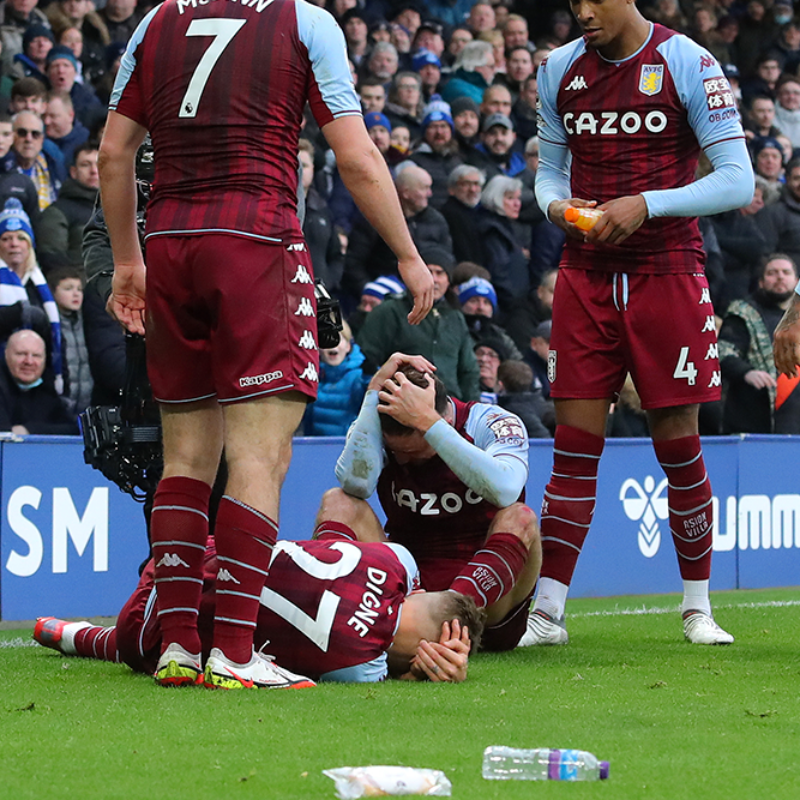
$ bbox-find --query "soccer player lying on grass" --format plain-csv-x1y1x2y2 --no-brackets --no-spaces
34,521,486,686
335,352,542,651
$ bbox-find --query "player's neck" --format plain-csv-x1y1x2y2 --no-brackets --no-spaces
598,15,651,62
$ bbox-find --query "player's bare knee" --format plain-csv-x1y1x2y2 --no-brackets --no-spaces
316,487,366,527
492,503,539,549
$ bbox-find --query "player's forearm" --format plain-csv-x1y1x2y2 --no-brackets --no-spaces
335,390,383,498
98,156,142,268
424,420,526,507
642,138,754,218
337,146,418,262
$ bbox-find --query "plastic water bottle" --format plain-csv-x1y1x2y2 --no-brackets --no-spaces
482,746,609,781
564,206,603,231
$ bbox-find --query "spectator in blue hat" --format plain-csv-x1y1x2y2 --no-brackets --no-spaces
411,48,442,102
752,136,786,199
364,110,393,156
457,275,522,362
348,274,405,337
409,94,463,210
412,20,445,60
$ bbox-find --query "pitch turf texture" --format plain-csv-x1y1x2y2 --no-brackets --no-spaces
3,588,799,800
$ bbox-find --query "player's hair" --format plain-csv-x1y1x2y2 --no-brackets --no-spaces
762,252,799,279
497,360,533,393
378,365,449,437
427,591,487,652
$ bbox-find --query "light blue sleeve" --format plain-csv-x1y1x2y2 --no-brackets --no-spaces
535,137,572,219
335,390,384,499
109,3,163,110
533,41,584,218
642,36,754,217
423,405,529,508
295,0,361,119
319,654,388,683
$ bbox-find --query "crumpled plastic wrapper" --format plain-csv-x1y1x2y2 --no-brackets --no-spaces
323,766,452,798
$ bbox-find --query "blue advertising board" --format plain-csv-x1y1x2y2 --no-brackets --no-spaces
1,434,798,621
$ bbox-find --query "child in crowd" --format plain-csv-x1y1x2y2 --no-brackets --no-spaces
303,320,369,436
496,359,550,438
48,265,92,415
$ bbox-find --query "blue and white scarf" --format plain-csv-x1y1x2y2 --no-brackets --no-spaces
0,264,63,393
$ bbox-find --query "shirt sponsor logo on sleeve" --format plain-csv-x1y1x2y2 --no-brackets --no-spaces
488,416,525,441
703,77,735,111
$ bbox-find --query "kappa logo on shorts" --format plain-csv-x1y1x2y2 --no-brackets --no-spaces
705,342,718,360
699,288,712,305
239,370,284,388
291,264,313,284
286,243,306,252
300,362,319,382
298,330,317,350
295,298,315,317
708,370,721,388
547,349,557,384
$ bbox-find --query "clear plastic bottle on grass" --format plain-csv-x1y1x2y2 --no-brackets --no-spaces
564,206,603,231
482,746,609,781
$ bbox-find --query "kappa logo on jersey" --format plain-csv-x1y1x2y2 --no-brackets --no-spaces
217,568,241,584
286,243,307,252
291,264,313,284
240,370,284,388
699,54,717,72
565,75,588,91
295,297,315,317
488,416,525,442
547,350,557,383
620,475,668,558
156,553,189,568
703,77,736,111
298,330,317,350
639,64,664,96
300,362,319,382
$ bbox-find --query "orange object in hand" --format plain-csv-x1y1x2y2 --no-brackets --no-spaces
564,206,603,231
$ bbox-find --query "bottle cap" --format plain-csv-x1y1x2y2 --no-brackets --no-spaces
564,207,579,223
600,761,610,780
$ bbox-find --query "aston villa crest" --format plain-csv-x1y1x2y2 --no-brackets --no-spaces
639,64,664,96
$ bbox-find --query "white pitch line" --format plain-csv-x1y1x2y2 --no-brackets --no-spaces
569,598,800,618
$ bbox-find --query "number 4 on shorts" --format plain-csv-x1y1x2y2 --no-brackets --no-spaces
673,346,698,386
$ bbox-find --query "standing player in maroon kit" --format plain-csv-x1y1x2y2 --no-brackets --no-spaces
527,0,754,646
98,0,434,689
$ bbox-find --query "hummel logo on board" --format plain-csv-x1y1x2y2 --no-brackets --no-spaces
565,75,588,91
156,553,189,568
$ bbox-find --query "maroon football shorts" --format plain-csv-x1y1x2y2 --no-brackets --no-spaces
144,234,319,404
548,268,721,409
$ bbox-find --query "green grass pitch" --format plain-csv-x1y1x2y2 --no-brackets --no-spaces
3,587,799,800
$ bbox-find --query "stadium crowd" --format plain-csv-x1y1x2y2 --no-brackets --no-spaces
0,0,798,437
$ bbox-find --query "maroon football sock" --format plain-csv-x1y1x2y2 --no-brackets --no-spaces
73,626,120,662
450,532,528,608
539,425,605,586
151,476,212,656
653,436,713,581
212,496,278,664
